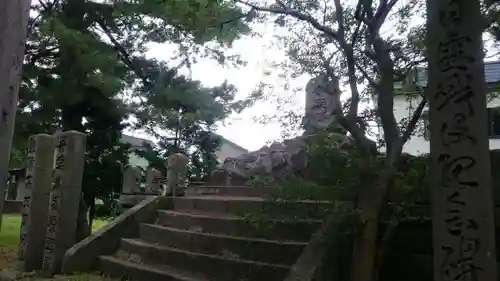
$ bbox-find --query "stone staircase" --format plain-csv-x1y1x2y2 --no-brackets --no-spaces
97,185,324,281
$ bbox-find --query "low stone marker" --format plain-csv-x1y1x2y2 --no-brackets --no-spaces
165,153,189,196
42,131,87,274
18,134,56,271
119,166,146,210
145,167,162,194
122,166,141,194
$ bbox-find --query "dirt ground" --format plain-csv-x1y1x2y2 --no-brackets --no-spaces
0,247,16,269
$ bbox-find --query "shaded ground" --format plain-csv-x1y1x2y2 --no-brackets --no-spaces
0,215,116,280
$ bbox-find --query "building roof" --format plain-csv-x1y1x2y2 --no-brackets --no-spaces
415,60,500,88
121,133,249,153
210,132,249,153
120,134,155,149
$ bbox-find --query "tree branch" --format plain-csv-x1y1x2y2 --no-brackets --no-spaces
332,0,362,124
325,67,376,154
355,60,378,87
359,1,401,153
401,94,427,145
208,9,250,28
373,0,399,33
235,0,339,40
96,20,152,88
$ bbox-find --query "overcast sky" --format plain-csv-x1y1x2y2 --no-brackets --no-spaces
124,1,423,152
126,21,308,151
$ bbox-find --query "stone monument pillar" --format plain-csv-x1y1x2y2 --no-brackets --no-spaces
122,166,142,194
18,134,55,271
0,0,32,229
165,153,189,196
145,167,162,194
118,166,145,210
42,131,87,275
303,74,339,135
427,0,497,280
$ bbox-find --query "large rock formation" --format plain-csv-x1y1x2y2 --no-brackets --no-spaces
210,75,348,186
210,132,353,185
210,136,308,185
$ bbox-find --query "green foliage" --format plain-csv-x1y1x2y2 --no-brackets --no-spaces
238,0,427,144
13,0,253,226
133,76,238,180
243,131,432,280
245,130,430,219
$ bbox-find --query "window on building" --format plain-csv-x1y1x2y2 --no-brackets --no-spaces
422,107,500,140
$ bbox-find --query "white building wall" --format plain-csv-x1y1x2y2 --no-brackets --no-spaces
128,152,150,169
215,142,248,163
387,94,500,155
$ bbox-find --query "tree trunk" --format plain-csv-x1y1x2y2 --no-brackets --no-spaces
349,162,396,281
373,211,400,281
350,216,379,281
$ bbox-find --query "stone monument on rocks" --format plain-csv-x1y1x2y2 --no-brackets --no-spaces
165,153,189,196
42,131,87,275
18,134,56,271
427,0,497,280
303,74,339,135
145,167,162,194
209,74,350,185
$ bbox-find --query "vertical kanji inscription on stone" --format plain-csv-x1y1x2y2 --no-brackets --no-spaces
18,136,36,260
42,131,86,275
427,0,497,281
18,134,55,271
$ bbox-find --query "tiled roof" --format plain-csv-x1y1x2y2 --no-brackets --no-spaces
416,60,500,87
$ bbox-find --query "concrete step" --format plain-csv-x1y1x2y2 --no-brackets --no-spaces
139,223,307,265
119,238,291,281
156,209,320,242
98,255,209,281
186,185,281,197
172,196,332,219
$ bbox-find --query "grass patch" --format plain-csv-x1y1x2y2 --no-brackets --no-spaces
1,215,110,249
0,215,115,280
0,215,21,249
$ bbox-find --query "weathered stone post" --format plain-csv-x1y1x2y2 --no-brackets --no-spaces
18,134,55,271
6,171,18,200
427,0,497,280
42,131,87,274
122,166,142,194
165,153,189,196
0,0,32,229
118,166,144,210
145,167,162,194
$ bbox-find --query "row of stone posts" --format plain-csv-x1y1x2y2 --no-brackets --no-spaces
121,166,163,195
119,153,189,208
18,131,86,274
